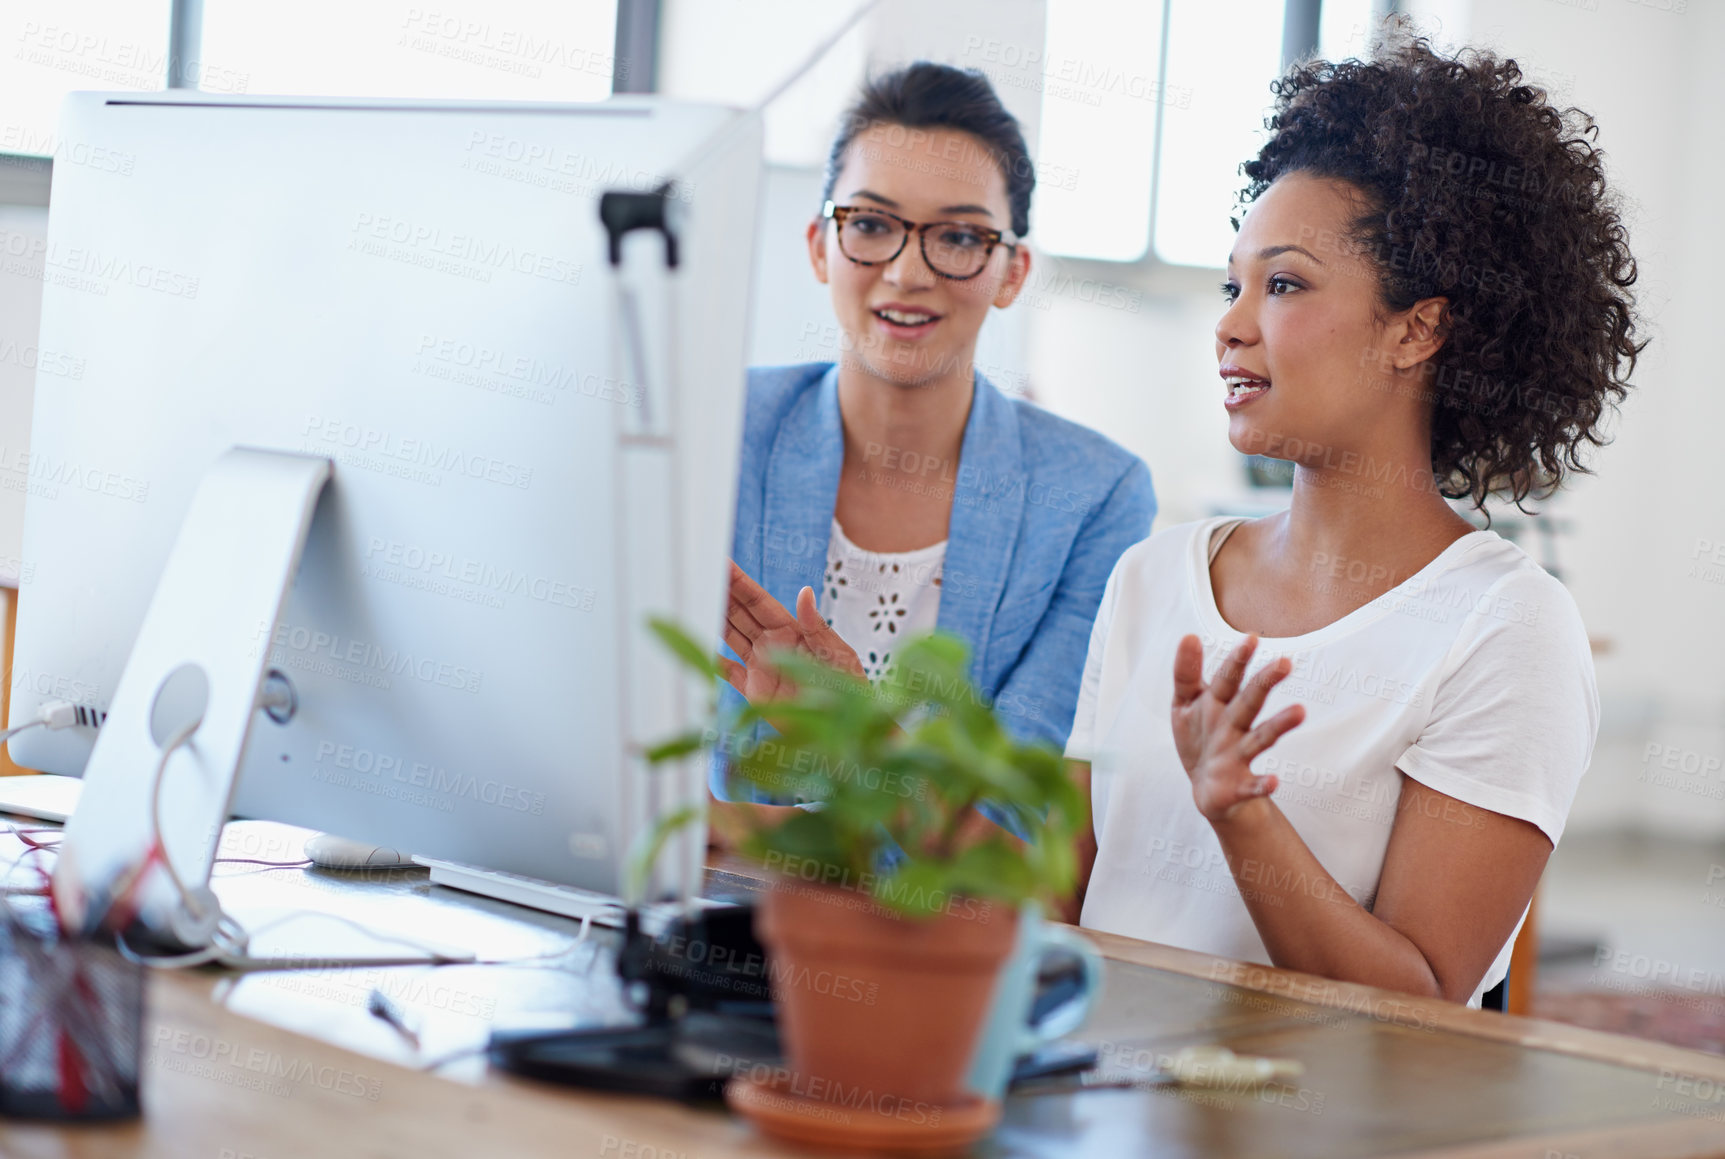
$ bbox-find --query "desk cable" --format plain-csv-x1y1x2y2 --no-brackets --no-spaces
43,701,595,972
1,820,61,898
127,751,595,972
0,699,101,745
104,724,466,971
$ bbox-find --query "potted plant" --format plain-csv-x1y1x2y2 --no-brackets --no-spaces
644,620,1084,1141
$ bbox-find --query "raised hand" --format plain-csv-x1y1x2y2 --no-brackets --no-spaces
720,560,865,702
1170,634,1306,823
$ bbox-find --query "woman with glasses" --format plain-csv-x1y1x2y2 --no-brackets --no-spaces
713,62,1154,835
1067,36,1640,1005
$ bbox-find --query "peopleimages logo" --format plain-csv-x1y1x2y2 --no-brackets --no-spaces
301,415,533,490
400,9,623,79
255,619,484,695
349,212,581,286
9,665,100,705
364,537,597,612
414,335,641,408
41,242,200,298
0,125,136,173
148,1026,380,1100
1019,265,1142,313
461,132,687,201
13,22,249,92
1635,742,1724,801
961,36,1192,108
0,442,149,503
760,851,993,924
1593,945,1725,999
704,1057,944,1128
0,337,85,380
314,741,545,814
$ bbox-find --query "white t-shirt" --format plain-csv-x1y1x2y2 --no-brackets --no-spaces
817,519,946,681
1067,517,1598,1006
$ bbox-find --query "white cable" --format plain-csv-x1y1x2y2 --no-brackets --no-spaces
126,709,581,971
123,724,273,967
146,720,206,924
209,910,465,970
85,719,231,957
38,700,81,730
116,930,226,969
0,699,91,745
0,720,44,745
213,857,313,868
138,739,476,969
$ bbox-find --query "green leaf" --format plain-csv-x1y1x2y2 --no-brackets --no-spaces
643,730,708,764
623,804,701,907
1035,838,1078,899
947,840,1035,900
870,857,953,919
744,808,864,887
769,651,873,703
647,616,725,682
637,624,1085,916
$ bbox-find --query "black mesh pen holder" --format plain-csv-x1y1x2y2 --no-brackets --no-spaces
0,900,144,1121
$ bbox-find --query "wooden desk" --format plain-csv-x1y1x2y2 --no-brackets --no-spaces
2,828,1724,1159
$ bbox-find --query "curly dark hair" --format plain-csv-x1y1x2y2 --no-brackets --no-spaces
1239,32,1643,510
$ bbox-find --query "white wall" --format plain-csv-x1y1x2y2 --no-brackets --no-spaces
1387,0,1721,837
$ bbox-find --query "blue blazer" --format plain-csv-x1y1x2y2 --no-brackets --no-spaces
715,363,1155,817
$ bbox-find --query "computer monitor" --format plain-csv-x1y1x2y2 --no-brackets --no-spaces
8,91,761,934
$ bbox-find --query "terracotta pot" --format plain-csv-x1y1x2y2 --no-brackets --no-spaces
756,878,1018,1107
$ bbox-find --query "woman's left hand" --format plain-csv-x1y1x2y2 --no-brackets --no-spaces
720,561,865,702
1170,634,1306,823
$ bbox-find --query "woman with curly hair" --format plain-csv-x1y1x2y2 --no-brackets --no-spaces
1066,35,1642,1005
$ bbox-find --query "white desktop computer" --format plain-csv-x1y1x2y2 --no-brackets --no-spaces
6,91,762,953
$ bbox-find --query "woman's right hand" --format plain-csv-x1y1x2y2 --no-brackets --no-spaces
1170,634,1305,823
720,561,865,702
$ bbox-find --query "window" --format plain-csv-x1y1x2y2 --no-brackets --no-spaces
1150,0,1286,268
655,0,868,167
1038,0,1386,270
1,0,173,157
1032,0,1163,261
1,1,622,165
1319,0,1384,63
200,0,619,102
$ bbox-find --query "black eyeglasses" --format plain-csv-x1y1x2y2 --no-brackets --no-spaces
822,200,1019,281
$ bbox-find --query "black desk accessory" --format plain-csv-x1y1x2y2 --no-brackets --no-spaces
487,903,780,1101
487,899,1099,1099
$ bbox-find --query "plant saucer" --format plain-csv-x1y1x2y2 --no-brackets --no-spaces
726,1072,999,1155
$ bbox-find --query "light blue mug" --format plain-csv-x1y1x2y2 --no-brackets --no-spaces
965,903,1103,1101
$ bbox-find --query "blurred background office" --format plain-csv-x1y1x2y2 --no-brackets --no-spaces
1,0,1720,1049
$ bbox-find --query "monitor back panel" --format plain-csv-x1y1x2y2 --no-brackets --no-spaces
11,93,760,895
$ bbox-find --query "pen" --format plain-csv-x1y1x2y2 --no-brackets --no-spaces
367,988,421,1051
1014,1069,1178,1097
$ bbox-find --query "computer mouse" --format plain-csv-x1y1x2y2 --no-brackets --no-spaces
303,832,418,869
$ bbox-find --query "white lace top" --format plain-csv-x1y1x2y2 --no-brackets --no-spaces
817,519,946,681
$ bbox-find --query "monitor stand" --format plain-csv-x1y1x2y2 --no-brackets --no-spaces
50,448,461,965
